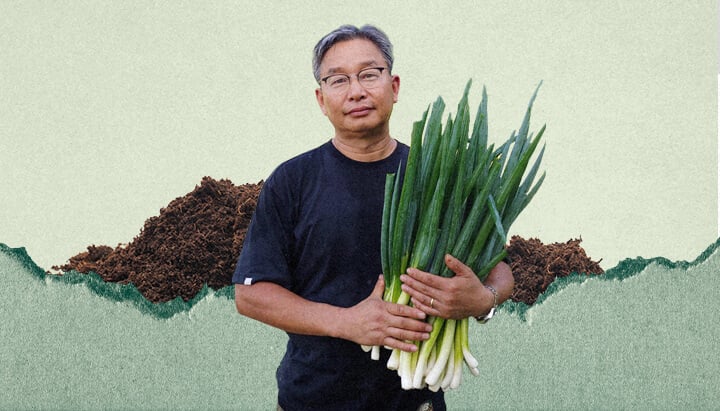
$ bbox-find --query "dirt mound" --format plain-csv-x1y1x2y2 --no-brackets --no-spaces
54,177,603,305
506,236,604,305
54,177,261,303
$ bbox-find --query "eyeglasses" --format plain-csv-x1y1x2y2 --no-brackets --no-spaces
320,67,387,93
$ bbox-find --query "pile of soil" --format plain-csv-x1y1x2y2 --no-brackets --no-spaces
54,177,603,305
505,236,604,305
53,177,261,303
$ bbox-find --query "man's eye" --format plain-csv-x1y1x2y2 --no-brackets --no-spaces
329,76,349,87
360,73,379,81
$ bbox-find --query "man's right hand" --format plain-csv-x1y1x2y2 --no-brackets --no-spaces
337,275,433,353
235,275,432,353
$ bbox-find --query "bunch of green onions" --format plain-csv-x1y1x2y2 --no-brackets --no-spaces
362,81,546,391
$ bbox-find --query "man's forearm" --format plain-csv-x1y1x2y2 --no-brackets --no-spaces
234,282,345,338
481,261,514,312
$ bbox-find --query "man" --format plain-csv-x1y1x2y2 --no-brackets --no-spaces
233,24,514,411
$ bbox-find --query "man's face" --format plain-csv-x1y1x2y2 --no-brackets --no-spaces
315,38,400,140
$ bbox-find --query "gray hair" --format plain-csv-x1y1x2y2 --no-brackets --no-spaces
312,24,394,83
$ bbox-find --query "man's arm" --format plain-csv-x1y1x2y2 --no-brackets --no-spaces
399,254,514,320
235,275,433,352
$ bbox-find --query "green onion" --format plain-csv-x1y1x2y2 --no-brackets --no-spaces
366,81,546,391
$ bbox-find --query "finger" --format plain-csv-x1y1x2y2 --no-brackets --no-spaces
444,254,474,277
405,266,444,289
387,301,428,321
385,326,431,344
370,275,385,299
399,276,437,315
410,295,441,316
382,317,433,343
383,337,421,353
401,271,441,300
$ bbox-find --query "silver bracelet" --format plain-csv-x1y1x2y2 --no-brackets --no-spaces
475,285,497,324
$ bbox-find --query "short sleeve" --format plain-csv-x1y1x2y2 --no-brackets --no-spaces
232,170,295,289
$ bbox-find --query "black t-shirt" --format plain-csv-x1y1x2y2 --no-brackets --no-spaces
233,141,445,411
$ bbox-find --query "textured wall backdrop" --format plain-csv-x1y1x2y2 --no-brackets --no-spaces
0,1,716,271
0,2,718,410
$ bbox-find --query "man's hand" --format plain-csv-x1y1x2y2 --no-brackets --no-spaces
400,254,512,320
339,275,433,353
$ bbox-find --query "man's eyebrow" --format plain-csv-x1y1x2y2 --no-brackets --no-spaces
324,59,380,74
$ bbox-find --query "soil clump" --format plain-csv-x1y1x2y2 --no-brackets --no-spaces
505,236,604,305
54,177,261,303
54,177,603,305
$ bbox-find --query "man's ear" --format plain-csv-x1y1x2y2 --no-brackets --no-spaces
315,88,328,116
391,74,400,103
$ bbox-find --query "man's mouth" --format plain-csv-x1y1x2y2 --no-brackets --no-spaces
347,106,373,116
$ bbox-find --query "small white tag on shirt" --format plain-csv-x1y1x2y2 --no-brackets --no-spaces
243,277,253,285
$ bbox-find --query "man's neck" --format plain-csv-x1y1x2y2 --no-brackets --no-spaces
331,135,397,162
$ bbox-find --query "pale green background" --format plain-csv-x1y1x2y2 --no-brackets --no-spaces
0,1,716,272
1,3,719,410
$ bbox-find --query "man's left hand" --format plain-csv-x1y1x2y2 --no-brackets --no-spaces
400,254,493,320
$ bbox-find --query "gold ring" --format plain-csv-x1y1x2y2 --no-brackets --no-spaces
430,298,435,309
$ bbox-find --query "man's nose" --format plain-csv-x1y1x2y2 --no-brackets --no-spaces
347,76,367,99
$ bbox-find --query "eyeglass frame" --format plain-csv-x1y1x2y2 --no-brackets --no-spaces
319,66,389,92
